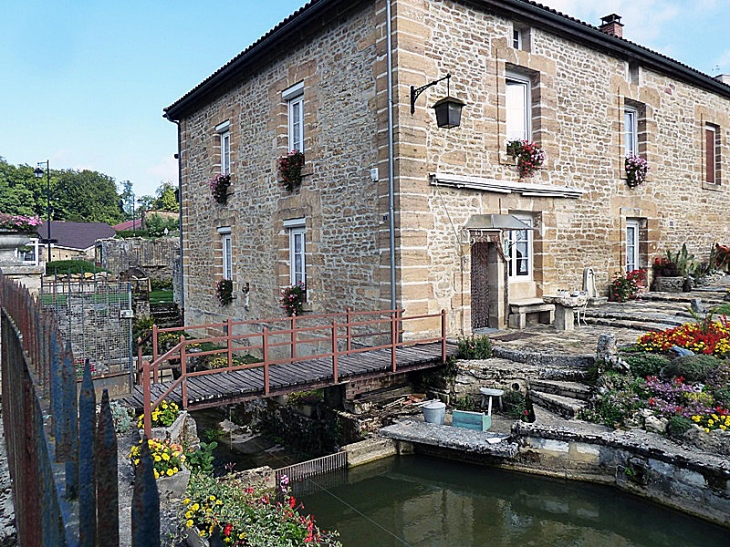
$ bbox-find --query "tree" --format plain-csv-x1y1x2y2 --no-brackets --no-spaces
0,157,46,216
119,180,135,220
53,169,124,224
154,182,178,212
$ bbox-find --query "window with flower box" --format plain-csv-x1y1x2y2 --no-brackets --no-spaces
284,218,306,287
218,226,232,280
505,214,533,279
505,72,531,142
283,82,304,153
216,121,231,175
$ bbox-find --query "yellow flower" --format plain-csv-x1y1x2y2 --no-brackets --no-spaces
184,498,191,505
720,425,727,431
186,519,194,528
154,455,162,462
173,467,178,474
166,468,174,477
705,428,710,433
154,470,160,479
191,503,200,512
691,416,701,422
162,453,170,461
209,495,216,501
185,511,192,519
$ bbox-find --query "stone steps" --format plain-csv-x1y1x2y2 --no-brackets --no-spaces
581,316,676,332
529,379,591,401
530,390,587,419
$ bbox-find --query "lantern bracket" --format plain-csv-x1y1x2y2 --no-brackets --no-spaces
410,74,452,114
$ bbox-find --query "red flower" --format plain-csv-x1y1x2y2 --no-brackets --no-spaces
648,397,656,406
223,523,233,537
675,376,684,384
289,496,297,509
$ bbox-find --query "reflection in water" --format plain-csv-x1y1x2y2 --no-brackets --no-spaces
300,456,730,547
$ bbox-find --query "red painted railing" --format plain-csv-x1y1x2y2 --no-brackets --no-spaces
139,308,447,438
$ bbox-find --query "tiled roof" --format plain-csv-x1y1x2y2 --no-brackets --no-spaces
38,221,116,251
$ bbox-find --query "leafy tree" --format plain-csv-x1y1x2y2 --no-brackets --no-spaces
0,157,47,216
154,182,178,212
145,213,178,237
119,180,135,220
53,169,124,224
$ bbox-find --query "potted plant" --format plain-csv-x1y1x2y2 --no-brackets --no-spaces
278,150,305,191
215,279,234,306
625,154,648,188
506,140,545,179
208,174,231,204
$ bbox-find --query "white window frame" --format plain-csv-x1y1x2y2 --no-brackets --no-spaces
283,82,304,153
513,28,522,50
218,226,233,280
505,73,531,143
626,219,639,273
624,106,638,156
505,214,533,280
284,218,306,287
216,121,231,175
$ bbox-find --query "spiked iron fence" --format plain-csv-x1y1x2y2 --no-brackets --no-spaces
0,274,159,546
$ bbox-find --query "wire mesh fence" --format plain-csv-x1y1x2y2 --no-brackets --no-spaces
40,274,134,379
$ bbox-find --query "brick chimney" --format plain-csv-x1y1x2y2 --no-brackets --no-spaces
600,14,624,38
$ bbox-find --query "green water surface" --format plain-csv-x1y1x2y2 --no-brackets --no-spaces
300,456,730,547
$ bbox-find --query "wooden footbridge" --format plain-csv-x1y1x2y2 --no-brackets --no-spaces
126,308,457,437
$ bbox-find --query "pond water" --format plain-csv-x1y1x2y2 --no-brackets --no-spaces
300,456,730,547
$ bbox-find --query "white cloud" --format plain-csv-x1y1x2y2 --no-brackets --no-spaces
146,155,179,186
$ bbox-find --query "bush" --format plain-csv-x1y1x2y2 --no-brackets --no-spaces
150,277,174,291
456,335,492,360
46,259,105,276
624,353,671,379
185,441,218,476
502,390,528,419
661,354,722,382
667,415,693,438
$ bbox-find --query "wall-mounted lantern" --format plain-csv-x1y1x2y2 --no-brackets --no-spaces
410,73,465,129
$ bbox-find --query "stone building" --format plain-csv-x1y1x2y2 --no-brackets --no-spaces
164,0,730,336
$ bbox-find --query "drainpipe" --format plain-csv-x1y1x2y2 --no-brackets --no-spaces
386,0,396,312
163,111,185,319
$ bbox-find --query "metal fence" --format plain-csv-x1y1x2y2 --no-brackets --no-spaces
0,273,159,546
41,275,134,380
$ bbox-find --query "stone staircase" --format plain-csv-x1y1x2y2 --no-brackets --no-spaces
528,379,590,419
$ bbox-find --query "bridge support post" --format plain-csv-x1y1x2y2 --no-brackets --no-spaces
226,318,233,370
152,324,159,380
441,309,447,363
143,360,152,439
180,335,187,410
345,308,352,352
332,319,339,383
290,312,297,362
263,327,270,395
391,311,397,372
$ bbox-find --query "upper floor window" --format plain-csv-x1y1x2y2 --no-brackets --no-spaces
513,28,522,49
505,73,531,142
283,82,304,153
218,226,232,279
505,214,533,279
284,218,306,286
706,123,721,185
624,106,638,156
216,121,231,175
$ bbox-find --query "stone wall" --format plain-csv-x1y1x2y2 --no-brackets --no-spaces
179,1,385,329
97,237,179,281
396,0,730,332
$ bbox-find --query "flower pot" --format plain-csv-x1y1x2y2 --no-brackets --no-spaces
0,231,32,264
157,466,191,500
186,526,209,547
652,276,686,293
139,410,188,444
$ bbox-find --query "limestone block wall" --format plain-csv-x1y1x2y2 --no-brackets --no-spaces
179,2,385,327
392,0,730,334
97,237,179,280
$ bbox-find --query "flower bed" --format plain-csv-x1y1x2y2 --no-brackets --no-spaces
637,318,730,357
183,474,341,546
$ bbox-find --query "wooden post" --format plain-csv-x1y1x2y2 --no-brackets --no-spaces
332,319,339,384
391,311,397,372
441,309,447,363
226,318,233,370
143,361,151,439
290,312,297,362
345,308,352,353
152,324,159,363
263,327,270,395
180,336,187,410
136,337,143,385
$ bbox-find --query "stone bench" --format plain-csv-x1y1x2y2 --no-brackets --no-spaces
452,409,491,432
508,298,555,329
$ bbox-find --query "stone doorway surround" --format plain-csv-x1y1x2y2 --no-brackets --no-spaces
467,228,507,330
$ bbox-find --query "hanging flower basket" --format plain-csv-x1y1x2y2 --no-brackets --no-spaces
208,174,231,204
0,214,42,232
506,140,545,179
625,154,648,188
278,150,305,192
280,282,306,316
216,279,234,306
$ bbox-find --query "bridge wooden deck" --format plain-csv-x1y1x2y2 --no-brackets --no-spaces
122,340,457,411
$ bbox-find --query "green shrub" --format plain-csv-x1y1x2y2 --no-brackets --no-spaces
452,395,480,412
502,390,527,419
667,416,693,438
150,277,174,291
46,259,105,276
288,390,324,406
185,441,218,476
456,335,492,360
624,353,671,379
661,354,722,382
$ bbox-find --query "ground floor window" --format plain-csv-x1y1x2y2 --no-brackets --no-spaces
626,219,639,273
505,214,533,279
284,218,306,286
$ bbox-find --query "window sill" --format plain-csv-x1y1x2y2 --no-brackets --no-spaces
499,152,518,166
701,182,723,191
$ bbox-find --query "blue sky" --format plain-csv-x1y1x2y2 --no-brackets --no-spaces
1,0,728,198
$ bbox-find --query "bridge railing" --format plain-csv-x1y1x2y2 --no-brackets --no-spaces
139,308,447,438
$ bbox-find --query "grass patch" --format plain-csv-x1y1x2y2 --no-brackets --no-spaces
149,289,173,304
